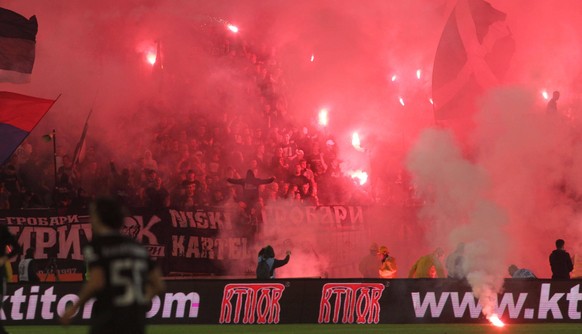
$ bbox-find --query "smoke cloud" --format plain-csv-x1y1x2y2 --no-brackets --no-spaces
0,0,580,281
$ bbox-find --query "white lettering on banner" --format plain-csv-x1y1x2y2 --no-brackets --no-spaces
2,286,200,321
538,283,564,319
40,287,57,319
38,268,78,275
26,286,39,319
412,292,450,317
263,205,364,228
145,245,165,257
0,296,7,320
449,292,482,318
160,293,200,318
0,287,91,321
566,285,582,319
10,225,91,261
497,293,528,319
56,294,79,318
58,224,90,259
169,209,233,230
413,292,530,319
10,288,26,320
146,296,161,318
412,284,582,320
171,235,249,260
124,216,161,245
5,215,80,226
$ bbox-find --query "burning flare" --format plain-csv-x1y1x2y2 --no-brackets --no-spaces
146,52,157,65
351,132,365,152
318,108,329,127
227,24,239,33
349,170,368,185
488,314,505,327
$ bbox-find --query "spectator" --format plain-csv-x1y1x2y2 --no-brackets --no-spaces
546,91,560,113
144,176,170,211
358,243,380,278
18,248,40,283
445,243,465,279
508,264,536,278
409,248,446,278
227,169,274,212
143,149,159,172
256,245,290,279
549,239,574,279
0,182,10,209
0,165,22,209
0,224,20,333
287,163,309,189
378,246,397,278
299,182,319,206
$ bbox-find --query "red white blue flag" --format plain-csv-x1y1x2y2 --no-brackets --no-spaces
0,92,56,164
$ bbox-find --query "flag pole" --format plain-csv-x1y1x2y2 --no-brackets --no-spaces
47,127,61,281
52,128,58,210
72,109,93,167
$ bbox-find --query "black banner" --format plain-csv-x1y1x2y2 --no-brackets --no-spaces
3,279,581,325
0,205,367,277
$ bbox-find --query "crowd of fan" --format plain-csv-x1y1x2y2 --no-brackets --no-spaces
0,34,379,212
0,119,371,211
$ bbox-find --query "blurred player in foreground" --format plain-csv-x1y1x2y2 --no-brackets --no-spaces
60,197,165,333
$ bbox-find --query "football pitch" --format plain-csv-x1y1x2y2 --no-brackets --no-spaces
4,324,581,334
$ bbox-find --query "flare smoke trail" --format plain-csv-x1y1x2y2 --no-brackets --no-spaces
407,128,509,318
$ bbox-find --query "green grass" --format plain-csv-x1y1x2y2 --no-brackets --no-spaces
5,324,582,334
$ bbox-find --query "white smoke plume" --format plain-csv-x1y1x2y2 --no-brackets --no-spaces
407,128,508,318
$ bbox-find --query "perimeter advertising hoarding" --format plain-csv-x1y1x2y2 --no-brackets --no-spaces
2,279,581,325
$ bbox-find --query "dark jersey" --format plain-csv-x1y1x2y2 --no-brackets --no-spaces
83,233,155,334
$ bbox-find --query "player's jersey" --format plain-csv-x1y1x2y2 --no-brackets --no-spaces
84,232,154,334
